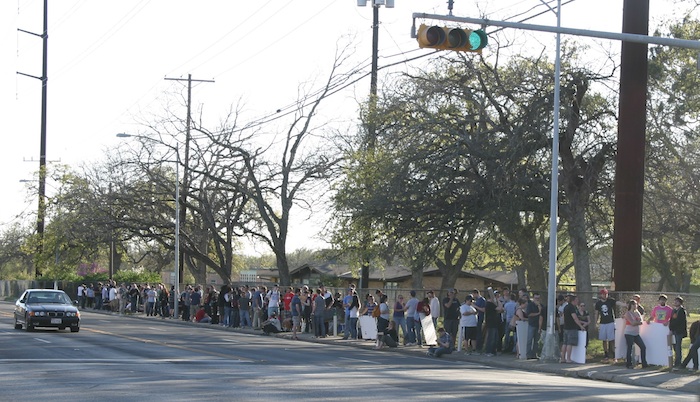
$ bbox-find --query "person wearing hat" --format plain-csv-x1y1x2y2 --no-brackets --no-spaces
647,294,673,326
670,296,688,367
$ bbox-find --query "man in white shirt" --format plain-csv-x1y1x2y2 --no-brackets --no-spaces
428,290,441,328
460,295,478,354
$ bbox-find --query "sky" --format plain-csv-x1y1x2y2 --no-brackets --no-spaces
0,0,688,255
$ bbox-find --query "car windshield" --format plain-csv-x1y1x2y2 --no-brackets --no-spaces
26,292,72,305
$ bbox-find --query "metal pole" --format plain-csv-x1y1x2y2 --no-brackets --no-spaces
542,0,562,362
411,12,700,50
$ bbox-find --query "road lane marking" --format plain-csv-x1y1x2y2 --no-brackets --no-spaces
33,337,51,343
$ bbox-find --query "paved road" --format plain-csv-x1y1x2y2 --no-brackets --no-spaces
0,303,697,401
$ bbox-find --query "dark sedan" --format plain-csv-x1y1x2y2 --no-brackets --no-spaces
14,289,80,332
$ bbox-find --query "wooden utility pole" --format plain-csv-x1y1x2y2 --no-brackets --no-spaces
163,74,214,286
611,0,649,292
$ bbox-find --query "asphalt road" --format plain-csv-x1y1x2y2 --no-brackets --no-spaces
0,303,696,401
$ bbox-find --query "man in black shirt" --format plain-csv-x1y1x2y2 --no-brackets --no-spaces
561,294,586,363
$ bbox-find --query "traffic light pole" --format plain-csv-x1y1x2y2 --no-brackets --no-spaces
411,12,700,50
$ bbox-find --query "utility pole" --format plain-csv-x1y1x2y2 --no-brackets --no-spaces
163,74,214,288
17,0,49,278
611,0,649,292
357,0,394,290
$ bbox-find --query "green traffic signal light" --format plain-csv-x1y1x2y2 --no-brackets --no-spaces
469,29,488,51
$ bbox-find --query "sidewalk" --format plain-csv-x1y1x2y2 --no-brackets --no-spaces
95,310,700,395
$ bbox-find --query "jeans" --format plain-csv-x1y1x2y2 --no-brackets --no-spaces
485,327,499,354
348,317,358,339
414,317,423,346
673,333,684,366
146,301,155,316
428,346,452,357
682,336,700,369
343,313,351,338
526,325,540,358
394,316,407,343
239,310,251,327
406,317,417,344
625,334,647,367
223,306,232,326
252,308,262,329
475,318,484,350
314,314,326,337
444,319,459,348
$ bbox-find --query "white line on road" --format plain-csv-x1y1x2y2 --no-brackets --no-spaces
33,338,51,344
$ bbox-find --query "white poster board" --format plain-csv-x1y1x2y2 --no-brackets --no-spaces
421,315,437,346
571,331,587,364
639,322,672,367
516,321,529,360
359,316,377,340
614,318,627,360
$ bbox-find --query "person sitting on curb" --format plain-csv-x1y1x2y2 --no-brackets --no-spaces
262,312,282,335
427,328,452,357
380,320,399,348
194,306,211,324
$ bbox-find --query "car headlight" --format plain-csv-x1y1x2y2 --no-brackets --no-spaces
65,312,79,317
29,311,46,317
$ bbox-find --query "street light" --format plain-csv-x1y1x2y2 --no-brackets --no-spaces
116,133,180,320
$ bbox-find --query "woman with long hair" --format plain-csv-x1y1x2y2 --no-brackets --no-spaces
623,299,649,369
348,293,361,340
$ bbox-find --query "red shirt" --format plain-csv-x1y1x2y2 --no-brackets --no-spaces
195,309,207,322
283,291,294,311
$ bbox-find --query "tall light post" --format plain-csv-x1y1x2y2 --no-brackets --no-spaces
117,133,180,320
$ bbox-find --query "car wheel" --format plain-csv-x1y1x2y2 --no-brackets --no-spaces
25,324,34,332
70,326,80,333
14,320,22,330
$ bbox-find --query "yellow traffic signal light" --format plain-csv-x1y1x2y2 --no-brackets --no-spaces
416,24,488,53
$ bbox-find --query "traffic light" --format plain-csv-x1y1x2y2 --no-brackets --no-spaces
416,24,488,53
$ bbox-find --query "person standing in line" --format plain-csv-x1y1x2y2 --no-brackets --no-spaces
348,293,361,340
594,289,619,363
428,290,440,328
647,294,673,326
623,299,649,369
525,292,542,360
404,291,419,346
312,288,327,338
77,283,86,309
239,290,252,328
342,288,354,340
669,296,687,368
442,289,460,349
632,294,645,317
290,288,302,340
393,294,407,344
267,285,281,319
375,294,391,349
503,293,518,353
560,295,586,364
484,290,504,357
460,295,479,354
472,289,487,352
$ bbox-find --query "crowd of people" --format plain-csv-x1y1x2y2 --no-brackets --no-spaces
74,281,699,371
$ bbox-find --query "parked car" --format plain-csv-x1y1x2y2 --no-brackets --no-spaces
14,289,80,332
